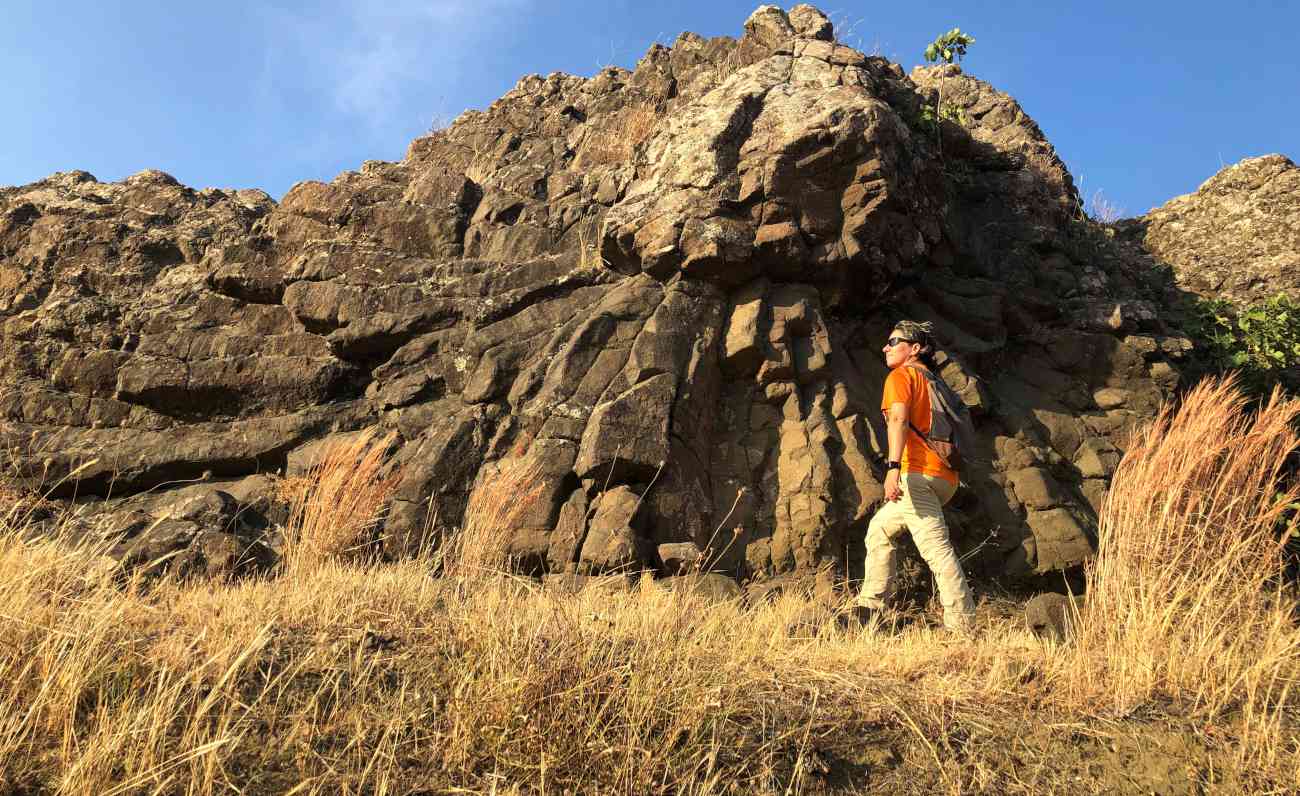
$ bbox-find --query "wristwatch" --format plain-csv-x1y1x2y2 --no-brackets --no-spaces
886,460,901,470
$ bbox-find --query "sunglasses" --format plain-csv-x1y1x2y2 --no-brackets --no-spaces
885,337,914,347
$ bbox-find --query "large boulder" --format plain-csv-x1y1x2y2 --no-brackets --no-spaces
101,487,276,580
1138,154,1299,307
4,4,1282,589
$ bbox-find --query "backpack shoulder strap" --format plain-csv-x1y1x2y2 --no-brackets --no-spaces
902,364,955,459
897,365,933,444
907,419,930,442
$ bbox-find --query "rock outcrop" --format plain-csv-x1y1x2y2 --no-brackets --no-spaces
1137,154,1299,307
2,4,1237,591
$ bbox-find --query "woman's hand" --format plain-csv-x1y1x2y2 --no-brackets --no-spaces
884,469,903,502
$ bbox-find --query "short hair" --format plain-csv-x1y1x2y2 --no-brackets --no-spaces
893,319,937,364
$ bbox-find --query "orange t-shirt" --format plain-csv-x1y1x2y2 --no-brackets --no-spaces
881,366,958,485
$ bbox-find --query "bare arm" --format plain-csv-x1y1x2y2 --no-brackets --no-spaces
885,401,908,462
882,401,909,501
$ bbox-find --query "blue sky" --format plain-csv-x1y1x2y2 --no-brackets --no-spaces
2,1,1296,216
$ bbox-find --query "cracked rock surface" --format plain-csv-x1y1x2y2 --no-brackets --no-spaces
1136,154,1299,307
2,4,1284,588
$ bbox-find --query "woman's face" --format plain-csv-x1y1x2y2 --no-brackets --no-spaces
882,328,920,369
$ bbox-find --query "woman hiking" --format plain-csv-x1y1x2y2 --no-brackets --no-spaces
854,320,975,632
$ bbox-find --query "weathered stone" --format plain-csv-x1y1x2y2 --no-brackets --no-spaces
503,526,552,575
664,572,743,603
742,6,797,50
1007,467,1068,511
788,4,833,40
5,4,1287,593
286,431,371,477
157,488,240,526
723,280,769,377
172,531,276,580
1080,478,1109,516
1025,592,1083,642
1092,387,1129,409
1075,438,1121,479
1025,509,1093,572
577,486,650,574
575,373,674,483
658,542,703,575
1141,155,1299,306
109,518,199,571
541,572,634,594
546,489,589,572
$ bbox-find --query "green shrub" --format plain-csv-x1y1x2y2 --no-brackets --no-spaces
923,28,976,67
918,101,968,131
1183,293,1300,392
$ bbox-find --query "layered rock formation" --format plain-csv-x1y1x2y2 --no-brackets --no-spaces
1,5,1228,590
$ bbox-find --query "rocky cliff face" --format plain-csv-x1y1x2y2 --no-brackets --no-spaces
1136,154,1299,307
1,4,1252,591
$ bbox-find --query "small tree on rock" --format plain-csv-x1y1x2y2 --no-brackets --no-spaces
923,28,976,155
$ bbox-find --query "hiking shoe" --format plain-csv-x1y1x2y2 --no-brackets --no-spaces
939,622,977,641
837,604,876,630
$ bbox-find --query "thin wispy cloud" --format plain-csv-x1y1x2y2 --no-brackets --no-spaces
259,0,530,138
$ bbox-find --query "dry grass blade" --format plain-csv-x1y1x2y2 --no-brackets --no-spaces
577,103,659,166
436,454,545,578
280,428,400,571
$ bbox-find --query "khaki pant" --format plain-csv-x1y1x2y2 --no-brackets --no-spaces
858,472,975,630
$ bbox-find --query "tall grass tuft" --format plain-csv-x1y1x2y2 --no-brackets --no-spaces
280,428,400,571
435,454,545,578
1060,375,1300,769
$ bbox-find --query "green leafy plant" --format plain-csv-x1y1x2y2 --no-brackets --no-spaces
922,28,975,155
918,102,968,130
923,28,975,66
1183,293,1300,392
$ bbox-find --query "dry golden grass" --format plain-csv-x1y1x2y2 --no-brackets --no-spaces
435,453,545,578
1085,189,1125,224
1054,377,1300,771
280,429,400,571
574,215,606,272
0,376,1296,793
577,104,659,167
706,42,750,90
0,481,44,527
